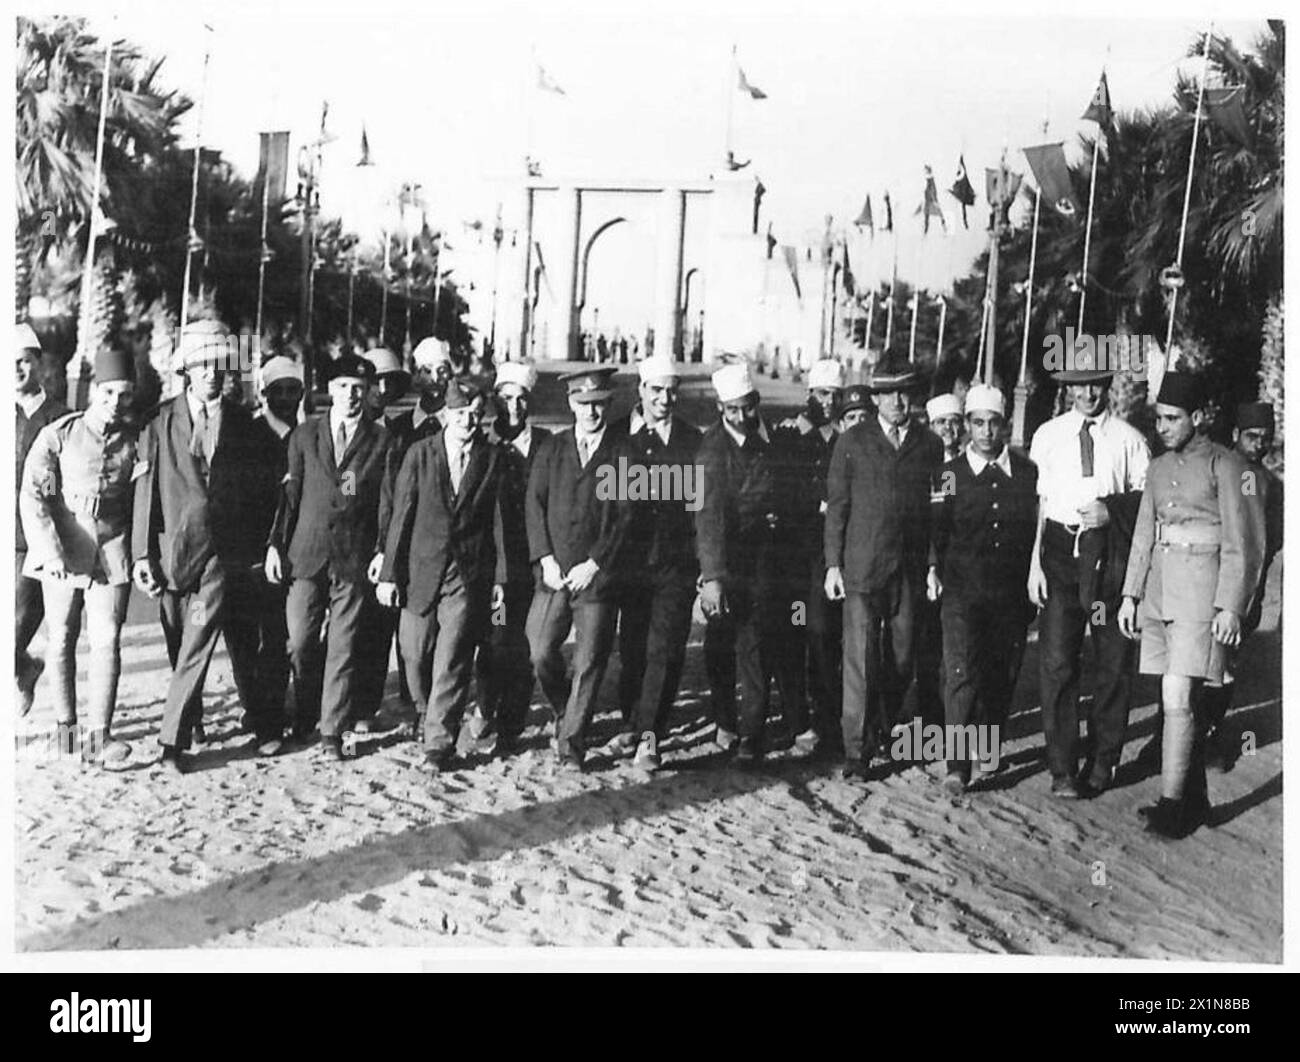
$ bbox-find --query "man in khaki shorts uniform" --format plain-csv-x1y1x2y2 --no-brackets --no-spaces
1118,372,1266,839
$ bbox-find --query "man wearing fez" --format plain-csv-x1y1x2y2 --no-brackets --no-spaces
267,354,395,762
378,378,501,773
21,347,137,765
526,366,631,771
824,353,943,781
473,360,550,755
1118,373,1266,838
603,354,702,771
697,362,805,768
133,320,280,771
931,384,1038,795
16,323,66,716
1027,358,1149,798
773,358,845,754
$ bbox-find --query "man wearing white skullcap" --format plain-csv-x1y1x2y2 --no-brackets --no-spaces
696,359,803,767
471,361,550,755
931,380,1038,795
15,322,65,716
599,353,702,770
926,393,965,463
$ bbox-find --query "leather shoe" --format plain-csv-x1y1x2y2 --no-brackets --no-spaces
734,738,762,770
158,746,188,775
842,759,870,783
418,750,455,774
1140,794,1209,839
256,736,287,757
1050,777,1082,799
942,772,967,797
556,752,586,774
317,737,346,763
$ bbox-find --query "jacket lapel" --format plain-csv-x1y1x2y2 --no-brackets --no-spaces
454,438,489,510
339,415,374,470
316,415,338,475
170,396,204,483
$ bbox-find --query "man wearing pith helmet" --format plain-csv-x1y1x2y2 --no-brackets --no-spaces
1118,372,1266,839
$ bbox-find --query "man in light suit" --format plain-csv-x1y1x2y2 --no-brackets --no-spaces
133,321,282,772
267,354,395,762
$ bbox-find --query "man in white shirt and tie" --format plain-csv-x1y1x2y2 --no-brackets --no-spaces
1027,363,1150,798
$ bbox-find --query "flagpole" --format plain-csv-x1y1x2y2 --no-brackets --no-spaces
255,143,272,345
380,221,391,346
1013,183,1043,446
179,26,214,341
908,231,923,363
1077,56,1108,336
724,44,737,165
1166,24,1214,355
885,221,898,351
934,294,947,367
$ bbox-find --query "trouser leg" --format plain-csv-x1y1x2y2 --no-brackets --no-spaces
806,567,843,740
83,581,130,732
704,612,738,733
556,599,617,760
42,581,83,726
286,575,329,734
1085,601,1136,777
915,596,945,728
220,566,270,734
629,574,695,738
425,567,488,755
319,575,368,738
158,559,227,749
942,597,978,780
398,607,436,728
255,578,291,737
15,552,44,667
882,571,919,730
732,583,768,744
769,578,808,734
159,590,184,670
1038,585,1087,781
616,583,652,722
841,591,874,760
353,601,396,721
526,586,573,719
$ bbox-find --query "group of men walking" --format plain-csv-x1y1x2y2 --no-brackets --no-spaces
15,321,1281,841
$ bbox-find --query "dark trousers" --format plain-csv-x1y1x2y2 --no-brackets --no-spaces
526,587,617,761
475,578,535,743
617,572,697,737
286,571,381,739
841,569,920,761
399,563,489,756
1038,529,1135,782
352,596,395,721
806,564,843,741
915,596,946,728
158,559,261,750
15,551,44,668
942,595,1028,780
703,575,794,745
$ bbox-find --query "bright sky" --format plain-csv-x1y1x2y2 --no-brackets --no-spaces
32,0,1273,333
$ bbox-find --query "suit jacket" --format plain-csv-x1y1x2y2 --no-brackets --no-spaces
771,416,837,573
380,433,502,615
610,412,702,579
132,395,272,592
16,394,67,554
379,405,442,541
271,413,396,583
824,417,943,594
489,423,552,586
932,448,1038,614
525,427,631,602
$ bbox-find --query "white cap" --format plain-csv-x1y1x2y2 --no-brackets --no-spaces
808,359,845,390
712,362,756,404
637,354,680,383
16,323,41,352
495,360,538,392
412,336,452,371
963,384,1005,417
925,393,964,420
364,347,406,377
175,319,232,373
260,355,304,390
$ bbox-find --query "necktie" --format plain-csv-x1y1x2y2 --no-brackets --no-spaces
334,420,349,464
578,435,591,468
451,447,468,493
889,425,901,450
1079,419,1095,477
190,403,209,462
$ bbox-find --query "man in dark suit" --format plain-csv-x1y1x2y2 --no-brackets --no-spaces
266,353,394,762
15,323,66,716
824,354,943,781
603,354,702,771
931,384,1038,794
378,378,501,771
473,360,549,755
525,366,631,771
132,321,285,771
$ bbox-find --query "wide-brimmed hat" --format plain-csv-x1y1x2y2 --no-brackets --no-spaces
865,353,926,393
175,319,232,374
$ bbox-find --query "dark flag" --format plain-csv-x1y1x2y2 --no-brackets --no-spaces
1022,142,1079,218
357,125,374,167
256,134,289,207
841,241,855,296
738,66,768,99
883,190,894,232
984,165,1022,230
949,156,977,229
781,245,803,300
853,194,874,234
1082,71,1113,126
765,221,776,259
1205,85,1254,148
920,166,947,234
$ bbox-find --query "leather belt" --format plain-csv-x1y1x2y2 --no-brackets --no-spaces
1156,521,1220,546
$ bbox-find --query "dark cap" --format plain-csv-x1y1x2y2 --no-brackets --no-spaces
93,346,135,384
1154,371,1205,413
559,365,617,403
839,385,872,415
865,352,926,394
1236,401,1275,433
444,375,487,409
326,353,376,383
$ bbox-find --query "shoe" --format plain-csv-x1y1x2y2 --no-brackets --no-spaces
1140,794,1209,839
16,655,43,717
713,726,739,755
1078,765,1114,798
633,732,661,771
192,721,207,746
734,737,762,770
602,731,640,760
556,752,586,774
793,728,820,755
1050,777,1082,799
1204,729,1232,773
418,750,455,774
352,717,382,735
55,722,77,756
256,736,287,757
81,730,131,767
317,736,346,763
942,772,966,797
158,746,188,775
842,759,870,783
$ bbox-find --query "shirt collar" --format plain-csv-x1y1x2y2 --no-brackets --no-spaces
1066,407,1110,431
261,409,295,439
574,425,605,450
511,424,533,456
186,389,223,419
878,414,908,441
722,417,770,449
966,443,1012,477
17,389,46,417
630,408,672,442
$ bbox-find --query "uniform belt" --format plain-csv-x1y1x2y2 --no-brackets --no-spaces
64,491,101,518
1156,521,1220,546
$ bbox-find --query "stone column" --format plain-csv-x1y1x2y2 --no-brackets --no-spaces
653,188,687,361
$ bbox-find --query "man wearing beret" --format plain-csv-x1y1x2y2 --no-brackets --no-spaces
474,360,550,755
824,353,944,781
377,378,501,772
133,321,279,770
1118,372,1266,838
603,354,702,771
15,323,66,716
1027,358,1149,798
267,353,396,762
931,384,1038,794
526,366,632,771
21,347,137,765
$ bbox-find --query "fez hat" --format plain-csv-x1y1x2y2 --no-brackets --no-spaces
412,336,452,372
94,346,135,384
559,365,617,403
1154,371,1205,413
1236,401,1275,433
16,322,41,353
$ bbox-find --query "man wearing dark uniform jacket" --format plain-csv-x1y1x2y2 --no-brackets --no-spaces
15,322,66,716
603,354,702,771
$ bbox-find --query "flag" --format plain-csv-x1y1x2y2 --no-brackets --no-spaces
357,125,373,167
537,63,566,96
1082,71,1113,126
738,66,767,99
841,241,855,296
984,165,1022,230
948,156,976,229
1022,142,1080,218
920,166,947,234
1205,85,1254,148
853,194,874,233
255,132,290,206
781,245,802,300
883,190,894,232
